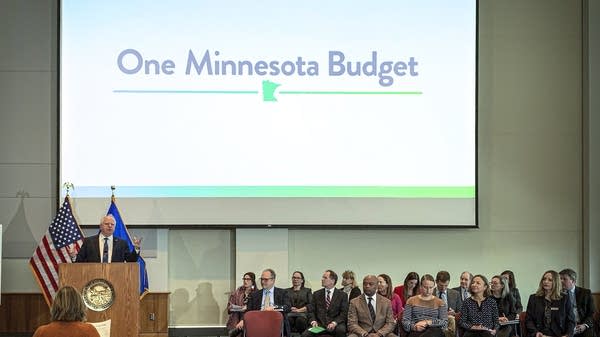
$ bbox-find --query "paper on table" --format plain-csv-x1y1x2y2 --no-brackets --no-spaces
89,319,111,337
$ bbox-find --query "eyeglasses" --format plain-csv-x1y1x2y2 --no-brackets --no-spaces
260,278,273,281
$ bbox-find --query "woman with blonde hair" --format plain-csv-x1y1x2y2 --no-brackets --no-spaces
340,270,362,301
33,285,100,337
525,270,575,337
402,274,448,337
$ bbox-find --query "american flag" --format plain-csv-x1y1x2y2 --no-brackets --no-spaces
29,197,84,306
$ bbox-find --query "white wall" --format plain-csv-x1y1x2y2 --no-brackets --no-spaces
0,0,596,325
585,0,600,290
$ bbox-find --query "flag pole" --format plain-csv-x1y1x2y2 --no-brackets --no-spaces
111,185,116,202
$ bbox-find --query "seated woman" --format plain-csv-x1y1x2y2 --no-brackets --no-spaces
458,275,499,337
525,270,576,337
378,273,404,321
227,272,256,337
402,274,448,337
286,271,312,333
33,285,100,337
341,270,362,301
490,275,517,337
501,270,523,313
394,272,420,305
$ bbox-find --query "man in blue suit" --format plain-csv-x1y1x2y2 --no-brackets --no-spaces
71,214,139,263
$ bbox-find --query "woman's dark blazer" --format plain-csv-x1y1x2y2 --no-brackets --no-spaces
525,294,576,337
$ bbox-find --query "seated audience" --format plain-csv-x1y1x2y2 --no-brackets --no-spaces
501,270,523,313
402,274,448,337
348,275,398,337
378,274,404,321
303,270,348,337
33,285,101,337
526,270,575,337
453,272,473,302
459,275,499,337
434,271,462,315
559,268,595,337
287,271,313,333
341,270,363,301
434,271,462,337
227,272,256,337
236,268,291,333
490,275,517,337
394,272,421,305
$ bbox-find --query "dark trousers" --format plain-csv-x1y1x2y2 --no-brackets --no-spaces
496,326,513,337
463,330,495,337
288,314,309,333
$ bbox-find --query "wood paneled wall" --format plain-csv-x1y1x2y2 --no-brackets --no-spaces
0,292,168,337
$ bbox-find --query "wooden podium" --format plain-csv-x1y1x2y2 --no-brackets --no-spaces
59,263,139,337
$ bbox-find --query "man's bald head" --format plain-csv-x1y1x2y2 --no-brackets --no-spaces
362,274,378,296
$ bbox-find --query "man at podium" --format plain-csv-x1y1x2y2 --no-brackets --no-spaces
70,215,140,263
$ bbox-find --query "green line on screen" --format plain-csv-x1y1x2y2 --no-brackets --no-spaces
71,186,475,198
113,90,258,94
279,91,422,95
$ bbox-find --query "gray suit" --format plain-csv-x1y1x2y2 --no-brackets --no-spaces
434,288,463,313
452,286,470,302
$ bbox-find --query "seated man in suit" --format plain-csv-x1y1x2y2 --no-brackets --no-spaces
453,271,472,302
302,270,348,337
236,268,291,333
433,271,462,337
347,274,398,337
71,215,140,263
559,269,595,337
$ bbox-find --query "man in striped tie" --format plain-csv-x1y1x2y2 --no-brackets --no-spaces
303,270,348,337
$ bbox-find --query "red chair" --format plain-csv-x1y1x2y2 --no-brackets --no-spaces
518,311,527,337
243,310,284,337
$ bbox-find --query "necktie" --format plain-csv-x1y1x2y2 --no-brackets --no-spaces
263,290,271,310
102,237,109,263
570,291,579,323
463,289,468,300
441,292,448,307
326,290,331,309
368,297,376,322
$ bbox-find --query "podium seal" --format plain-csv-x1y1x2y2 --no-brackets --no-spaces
82,278,115,311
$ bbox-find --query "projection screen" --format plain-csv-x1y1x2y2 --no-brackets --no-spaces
60,0,478,226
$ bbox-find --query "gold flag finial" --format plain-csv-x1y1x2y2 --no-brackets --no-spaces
63,182,74,196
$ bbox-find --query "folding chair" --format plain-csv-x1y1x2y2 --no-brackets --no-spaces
243,310,284,337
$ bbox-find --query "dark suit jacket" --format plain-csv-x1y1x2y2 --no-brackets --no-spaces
246,287,291,313
75,234,138,263
308,287,349,326
526,294,576,337
434,288,463,313
573,287,595,328
347,294,397,337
